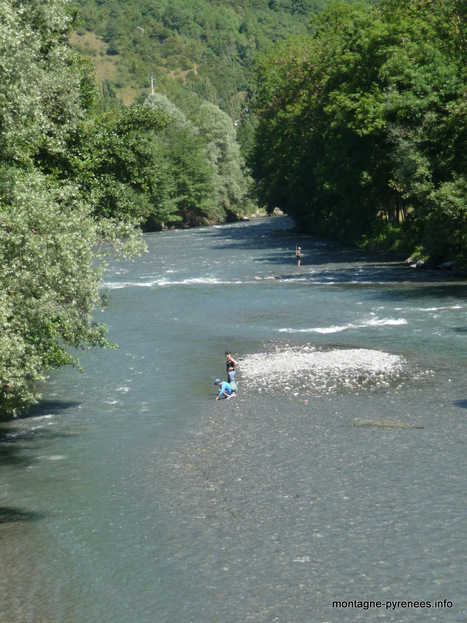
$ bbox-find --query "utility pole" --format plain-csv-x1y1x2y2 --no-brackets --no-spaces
150,72,154,95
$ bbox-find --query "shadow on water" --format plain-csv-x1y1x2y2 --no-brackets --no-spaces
0,426,75,472
453,399,467,409
207,218,377,264
208,218,361,265
366,283,467,302
27,399,82,418
208,218,467,287
0,400,80,468
0,401,76,527
0,435,33,468
0,424,76,446
249,264,467,288
0,506,46,524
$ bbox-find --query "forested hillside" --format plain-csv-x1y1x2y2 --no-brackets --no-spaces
71,0,466,268
70,0,337,116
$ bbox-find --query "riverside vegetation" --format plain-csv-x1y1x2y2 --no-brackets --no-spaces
0,0,466,419
250,0,467,267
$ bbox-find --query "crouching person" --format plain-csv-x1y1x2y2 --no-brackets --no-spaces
214,378,233,400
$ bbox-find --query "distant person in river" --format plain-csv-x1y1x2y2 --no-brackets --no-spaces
214,378,233,400
225,351,237,384
295,246,303,266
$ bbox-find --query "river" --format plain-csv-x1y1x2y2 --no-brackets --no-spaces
1,217,466,622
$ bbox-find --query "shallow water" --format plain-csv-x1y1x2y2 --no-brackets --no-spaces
1,217,466,622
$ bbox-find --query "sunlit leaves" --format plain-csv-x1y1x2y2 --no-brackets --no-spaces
0,169,112,416
0,0,147,418
144,93,252,226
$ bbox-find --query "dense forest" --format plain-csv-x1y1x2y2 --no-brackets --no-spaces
0,0,466,418
69,0,336,116
249,0,467,265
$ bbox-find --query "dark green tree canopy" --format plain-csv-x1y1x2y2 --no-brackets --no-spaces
249,0,467,265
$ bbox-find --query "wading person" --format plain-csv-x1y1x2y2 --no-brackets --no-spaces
295,246,303,266
214,378,233,400
225,351,237,384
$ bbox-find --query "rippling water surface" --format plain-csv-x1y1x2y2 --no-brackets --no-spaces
1,217,466,622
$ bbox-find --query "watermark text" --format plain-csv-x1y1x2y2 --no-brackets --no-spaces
332,599,453,611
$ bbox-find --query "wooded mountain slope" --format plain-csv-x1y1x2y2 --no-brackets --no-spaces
70,0,369,116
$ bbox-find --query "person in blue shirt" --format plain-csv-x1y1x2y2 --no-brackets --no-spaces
214,378,232,400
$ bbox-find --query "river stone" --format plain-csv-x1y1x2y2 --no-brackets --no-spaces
239,345,407,395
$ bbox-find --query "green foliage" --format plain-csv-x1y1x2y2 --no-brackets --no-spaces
249,0,467,265
67,104,172,224
0,0,146,417
0,0,88,166
196,101,254,218
70,0,326,117
0,168,116,417
144,93,219,226
142,92,253,227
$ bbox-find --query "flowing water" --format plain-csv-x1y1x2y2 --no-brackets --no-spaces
1,217,466,623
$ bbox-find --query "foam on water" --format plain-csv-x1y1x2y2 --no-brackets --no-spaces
279,317,408,334
101,277,234,289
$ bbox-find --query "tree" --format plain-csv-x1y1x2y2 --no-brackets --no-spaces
0,0,146,417
380,0,467,262
0,169,115,416
196,101,253,218
249,0,467,263
0,0,89,167
65,104,172,225
145,93,218,226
